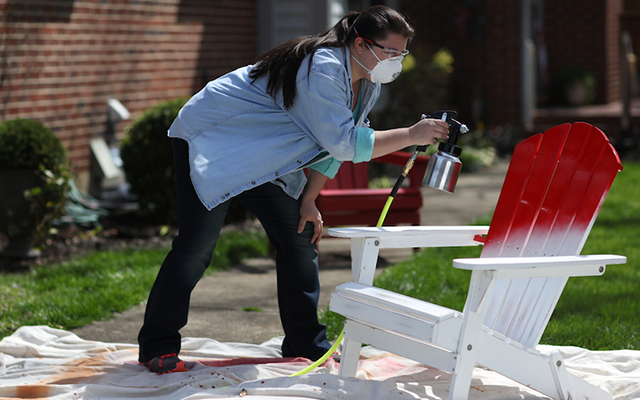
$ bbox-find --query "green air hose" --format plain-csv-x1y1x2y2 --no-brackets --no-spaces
289,330,344,377
289,145,428,377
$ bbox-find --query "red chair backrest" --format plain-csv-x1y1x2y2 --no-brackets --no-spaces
479,122,622,347
323,162,370,190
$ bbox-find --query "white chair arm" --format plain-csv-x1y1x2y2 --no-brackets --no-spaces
453,254,627,279
328,226,489,249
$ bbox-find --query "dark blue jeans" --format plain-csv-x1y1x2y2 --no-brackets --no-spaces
138,139,331,363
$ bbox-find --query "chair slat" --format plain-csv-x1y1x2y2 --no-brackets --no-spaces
522,122,594,257
497,123,571,258
480,130,547,257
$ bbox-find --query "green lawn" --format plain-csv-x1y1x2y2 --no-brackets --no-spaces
0,229,270,339
2,162,638,350
321,161,640,351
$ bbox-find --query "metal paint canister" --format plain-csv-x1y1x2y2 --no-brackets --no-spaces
422,150,462,193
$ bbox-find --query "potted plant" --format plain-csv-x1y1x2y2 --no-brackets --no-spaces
552,65,597,106
0,118,70,258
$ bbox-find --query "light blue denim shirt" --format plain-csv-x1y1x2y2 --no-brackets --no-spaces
168,46,381,210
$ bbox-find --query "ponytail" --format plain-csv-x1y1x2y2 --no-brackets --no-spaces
249,5,413,109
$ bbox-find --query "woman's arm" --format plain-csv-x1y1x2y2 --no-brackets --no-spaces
371,118,450,159
297,169,329,244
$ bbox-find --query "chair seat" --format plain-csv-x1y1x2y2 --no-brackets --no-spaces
330,282,463,352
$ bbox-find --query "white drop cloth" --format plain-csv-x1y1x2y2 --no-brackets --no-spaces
0,326,638,399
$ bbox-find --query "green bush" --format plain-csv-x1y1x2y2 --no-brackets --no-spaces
0,119,70,241
0,119,67,170
372,47,455,130
120,98,187,223
120,97,252,224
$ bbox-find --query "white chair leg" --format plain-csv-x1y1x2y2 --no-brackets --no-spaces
548,351,612,400
449,270,494,400
448,355,475,400
566,374,612,400
338,335,362,377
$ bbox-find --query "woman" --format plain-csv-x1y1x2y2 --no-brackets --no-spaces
138,5,450,374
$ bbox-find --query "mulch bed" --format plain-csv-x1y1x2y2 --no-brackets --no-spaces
0,216,176,273
0,213,262,273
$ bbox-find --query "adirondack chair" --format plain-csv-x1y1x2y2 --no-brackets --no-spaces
328,122,626,400
316,151,430,227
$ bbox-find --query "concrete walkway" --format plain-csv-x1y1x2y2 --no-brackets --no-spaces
71,162,509,345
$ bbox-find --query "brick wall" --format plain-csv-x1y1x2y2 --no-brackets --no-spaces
481,1,522,127
0,0,257,190
606,0,623,102
544,0,622,105
401,0,522,128
402,0,624,130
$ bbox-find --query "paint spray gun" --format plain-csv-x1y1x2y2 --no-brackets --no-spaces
420,110,470,193
375,110,469,226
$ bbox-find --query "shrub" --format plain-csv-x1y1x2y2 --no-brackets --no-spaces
371,47,455,130
0,119,67,170
120,98,187,223
0,119,70,242
120,97,252,224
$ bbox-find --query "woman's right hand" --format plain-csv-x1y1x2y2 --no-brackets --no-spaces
371,118,451,159
409,118,450,146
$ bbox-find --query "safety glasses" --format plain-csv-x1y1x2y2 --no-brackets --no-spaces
354,31,409,59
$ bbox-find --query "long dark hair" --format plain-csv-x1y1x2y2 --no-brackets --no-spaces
249,5,414,109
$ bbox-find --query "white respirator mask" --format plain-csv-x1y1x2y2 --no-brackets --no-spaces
351,43,403,84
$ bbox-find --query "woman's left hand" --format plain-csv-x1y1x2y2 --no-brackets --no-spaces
298,199,324,244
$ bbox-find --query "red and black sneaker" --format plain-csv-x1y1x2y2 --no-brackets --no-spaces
144,353,188,374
